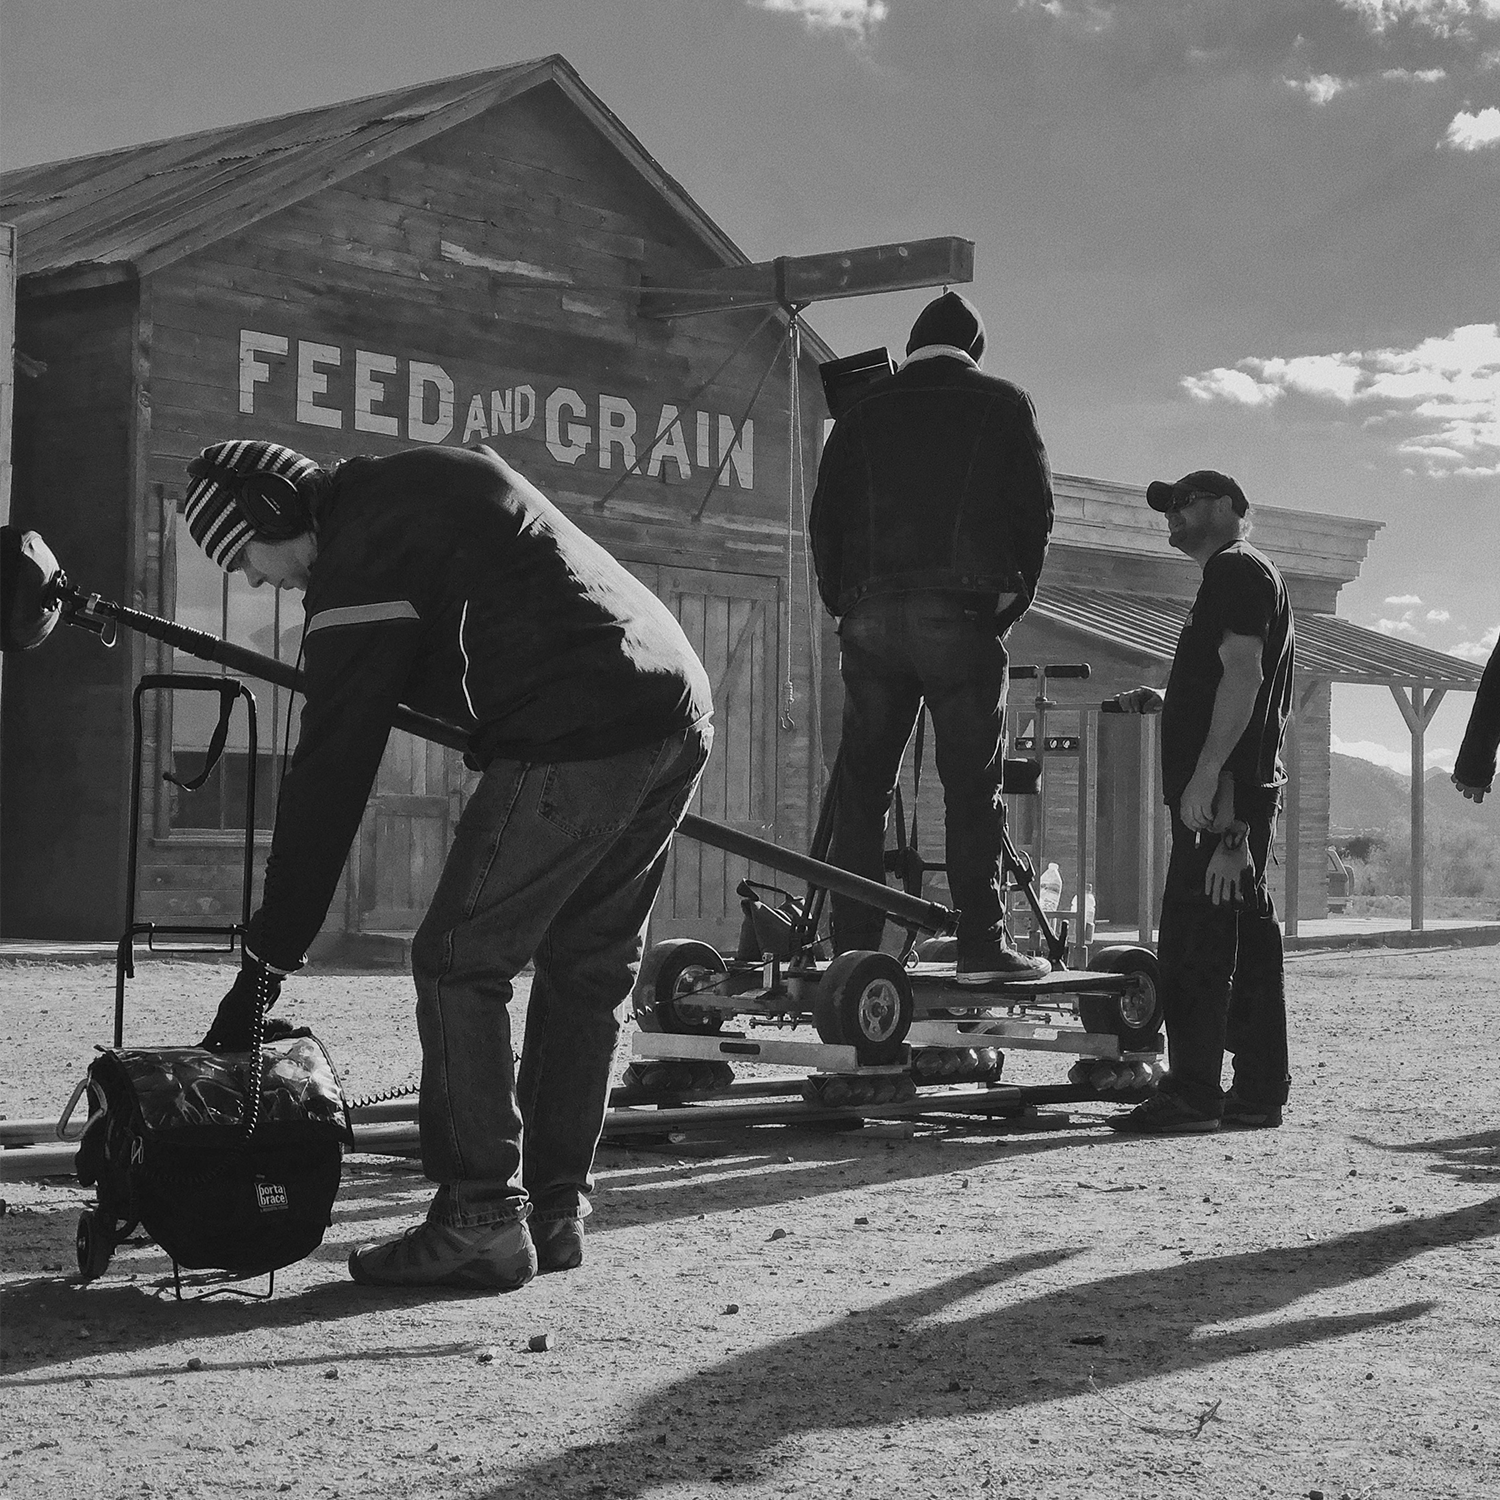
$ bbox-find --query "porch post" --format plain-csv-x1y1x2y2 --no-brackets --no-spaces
1389,683,1446,933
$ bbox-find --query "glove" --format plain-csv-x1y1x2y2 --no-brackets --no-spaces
1204,824,1253,908
199,955,284,1052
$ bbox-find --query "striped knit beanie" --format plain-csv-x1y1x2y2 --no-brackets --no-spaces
182,440,321,570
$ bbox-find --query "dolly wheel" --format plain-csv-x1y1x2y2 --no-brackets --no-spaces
814,950,914,1065
633,939,727,1035
75,1210,113,1283
1081,945,1164,1050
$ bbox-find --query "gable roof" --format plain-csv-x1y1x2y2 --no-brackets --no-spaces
0,56,750,291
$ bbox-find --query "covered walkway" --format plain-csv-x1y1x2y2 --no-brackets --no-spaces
1028,586,1486,937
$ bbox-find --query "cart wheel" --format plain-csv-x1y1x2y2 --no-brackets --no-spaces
1081,945,1163,1050
75,1210,113,1283
633,939,727,1035
813,950,914,1065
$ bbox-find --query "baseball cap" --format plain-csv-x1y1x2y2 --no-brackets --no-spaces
1145,469,1248,516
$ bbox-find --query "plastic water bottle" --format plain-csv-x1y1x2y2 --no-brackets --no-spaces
1038,862,1063,913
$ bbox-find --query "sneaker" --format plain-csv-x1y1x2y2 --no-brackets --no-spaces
348,1217,537,1291
1108,1093,1221,1135
953,937,1050,986
531,1215,585,1273
1221,1091,1283,1129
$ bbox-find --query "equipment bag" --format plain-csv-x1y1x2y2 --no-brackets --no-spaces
74,1035,351,1279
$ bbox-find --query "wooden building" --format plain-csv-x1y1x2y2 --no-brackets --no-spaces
1,57,1478,955
0,58,839,952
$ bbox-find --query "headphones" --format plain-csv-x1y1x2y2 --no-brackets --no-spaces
186,456,313,542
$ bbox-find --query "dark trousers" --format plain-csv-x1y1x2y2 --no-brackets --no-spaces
1157,786,1290,1117
411,720,712,1228
828,592,1009,952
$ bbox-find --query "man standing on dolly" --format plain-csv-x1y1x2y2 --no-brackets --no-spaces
1109,470,1294,1135
809,290,1054,984
188,438,713,1290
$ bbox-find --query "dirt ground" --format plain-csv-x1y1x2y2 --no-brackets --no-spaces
2,945,1497,1500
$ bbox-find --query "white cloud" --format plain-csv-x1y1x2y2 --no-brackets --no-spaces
1377,617,1423,637
1451,624,1500,659
1332,736,1455,773
1290,73,1351,104
1182,367,1282,406
1014,0,1116,32
1386,593,1424,605
1446,107,1500,149
1182,323,1500,475
1382,66,1450,81
752,0,889,37
1427,607,1452,622
1339,1,1500,37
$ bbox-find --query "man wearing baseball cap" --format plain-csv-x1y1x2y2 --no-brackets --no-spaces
1108,469,1294,1134
186,438,713,1289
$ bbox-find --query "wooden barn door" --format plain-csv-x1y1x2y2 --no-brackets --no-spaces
351,731,468,934
626,563,781,953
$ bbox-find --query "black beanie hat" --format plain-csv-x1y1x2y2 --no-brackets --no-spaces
906,291,986,361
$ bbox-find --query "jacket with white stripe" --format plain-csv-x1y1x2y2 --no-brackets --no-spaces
249,444,712,971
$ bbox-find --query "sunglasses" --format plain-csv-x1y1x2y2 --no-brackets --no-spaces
1164,488,1221,514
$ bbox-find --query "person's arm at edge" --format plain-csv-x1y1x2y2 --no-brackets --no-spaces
1452,639,1500,802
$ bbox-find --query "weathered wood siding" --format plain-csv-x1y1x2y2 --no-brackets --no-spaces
2,283,140,936
132,80,827,951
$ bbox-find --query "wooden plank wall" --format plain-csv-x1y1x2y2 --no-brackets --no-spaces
1,285,138,936
133,79,828,943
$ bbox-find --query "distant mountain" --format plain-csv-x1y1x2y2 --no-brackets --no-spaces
1330,752,1500,836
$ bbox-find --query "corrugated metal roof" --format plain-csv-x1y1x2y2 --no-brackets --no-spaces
0,56,747,284
1029,584,1484,688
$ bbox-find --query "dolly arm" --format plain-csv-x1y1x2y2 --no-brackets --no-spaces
55,583,960,937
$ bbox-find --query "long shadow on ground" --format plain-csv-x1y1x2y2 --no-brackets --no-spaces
0,1116,1103,1378
477,1186,1499,1499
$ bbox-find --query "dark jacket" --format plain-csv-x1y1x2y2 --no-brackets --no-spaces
249,444,711,970
808,351,1054,627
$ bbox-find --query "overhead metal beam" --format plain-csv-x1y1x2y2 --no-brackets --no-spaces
639,236,974,319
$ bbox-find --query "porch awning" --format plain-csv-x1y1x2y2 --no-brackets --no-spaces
1027,585,1486,690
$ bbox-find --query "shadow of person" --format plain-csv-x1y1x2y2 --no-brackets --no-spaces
477,1192,1497,1499
1354,1128,1500,1186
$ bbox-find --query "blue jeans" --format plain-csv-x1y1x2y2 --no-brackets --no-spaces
1157,786,1290,1117
829,593,1009,951
411,719,712,1228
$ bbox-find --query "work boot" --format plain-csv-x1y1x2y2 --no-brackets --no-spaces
953,934,1050,986
1107,1093,1221,1135
1220,1090,1283,1129
531,1214,585,1273
348,1217,536,1291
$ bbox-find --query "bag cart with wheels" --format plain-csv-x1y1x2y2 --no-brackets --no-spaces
63,673,350,1294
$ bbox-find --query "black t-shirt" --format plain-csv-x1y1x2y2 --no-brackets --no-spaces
1160,541,1294,806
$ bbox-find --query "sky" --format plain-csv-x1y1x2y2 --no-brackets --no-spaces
3,0,1499,773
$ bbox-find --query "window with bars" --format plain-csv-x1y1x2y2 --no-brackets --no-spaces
168,535,304,832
